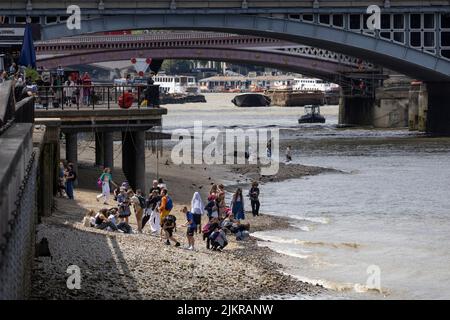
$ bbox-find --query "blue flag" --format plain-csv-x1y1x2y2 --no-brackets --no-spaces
18,24,36,69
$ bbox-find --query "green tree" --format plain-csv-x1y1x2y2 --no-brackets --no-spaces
161,60,193,74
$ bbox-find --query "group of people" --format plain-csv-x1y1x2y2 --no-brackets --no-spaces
84,168,262,252
57,161,77,200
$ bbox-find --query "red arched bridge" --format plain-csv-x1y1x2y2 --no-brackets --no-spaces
36,32,376,82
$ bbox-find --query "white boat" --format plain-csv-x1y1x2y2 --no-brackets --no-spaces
153,74,200,94
293,78,339,92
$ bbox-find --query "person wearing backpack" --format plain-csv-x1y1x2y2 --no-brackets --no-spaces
159,189,173,237
162,214,180,246
131,189,145,233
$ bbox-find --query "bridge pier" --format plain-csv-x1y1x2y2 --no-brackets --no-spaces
122,131,146,193
338,94,375,127
424,82,450,135
408,84,420,130
103,132,114,170
95,132,104,166
65,132,78,171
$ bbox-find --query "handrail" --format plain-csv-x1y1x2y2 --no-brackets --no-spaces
33,84,160,110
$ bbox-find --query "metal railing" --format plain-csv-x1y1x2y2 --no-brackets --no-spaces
34,84,161,110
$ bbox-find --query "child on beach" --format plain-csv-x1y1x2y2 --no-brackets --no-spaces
202,218,219,250
182,206,196,251
162,214,180,247
159,189,173,237
117,187,131,224
82,209,96,227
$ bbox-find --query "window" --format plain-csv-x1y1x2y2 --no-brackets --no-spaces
442,14,450,28
424,32,435,47
410,14,421,29
45,16,58,24
349,15,361,30
302,14,313,22
319,14,330,25
424,14,434,29
332,14,344,28
410,32,421,47
15,16,27,23
381,14,390,29
393,32,405,43
393,14,404,29
441,32,450,46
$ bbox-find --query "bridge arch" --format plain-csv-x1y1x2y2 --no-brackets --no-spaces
37,47,354,81
40,14,450,81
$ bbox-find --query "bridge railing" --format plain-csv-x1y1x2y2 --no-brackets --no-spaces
33,84,161,111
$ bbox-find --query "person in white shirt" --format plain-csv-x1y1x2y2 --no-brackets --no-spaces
191,192,204,233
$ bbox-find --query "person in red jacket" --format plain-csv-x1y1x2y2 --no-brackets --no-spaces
81,72,92,105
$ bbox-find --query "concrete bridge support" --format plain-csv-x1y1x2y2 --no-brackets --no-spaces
65,132,78,171
408,84,420,131
122,131,146,193
374,87,409,128
425,82,450,135
95,132,104,166
418,84,429,132
338,94,375,127
103,132,114,170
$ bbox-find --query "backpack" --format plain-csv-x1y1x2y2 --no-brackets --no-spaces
137,195,146,209
165,196,173,211
165,214,176,224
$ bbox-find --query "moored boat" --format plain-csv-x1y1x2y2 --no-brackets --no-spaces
298,105,326,124
231,93,271,107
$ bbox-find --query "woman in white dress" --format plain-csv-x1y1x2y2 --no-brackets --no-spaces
96,168,117,205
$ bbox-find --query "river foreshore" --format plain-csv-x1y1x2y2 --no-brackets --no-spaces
30,144,332,299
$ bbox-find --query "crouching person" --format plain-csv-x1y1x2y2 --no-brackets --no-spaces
202,218,219,250
94,208,118,231
210,227,228,251
108,208,132,234
162,214,180,247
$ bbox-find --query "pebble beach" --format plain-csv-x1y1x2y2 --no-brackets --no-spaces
30,143,333,300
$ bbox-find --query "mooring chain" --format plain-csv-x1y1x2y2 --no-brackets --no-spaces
0,151,36,266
